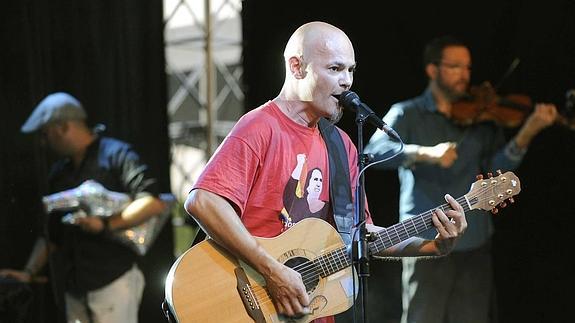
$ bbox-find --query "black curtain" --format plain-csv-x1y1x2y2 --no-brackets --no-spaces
1,1,173,322
243,1,575,322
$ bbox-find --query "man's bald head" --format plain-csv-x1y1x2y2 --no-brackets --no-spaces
283,21,353,64
276,21,356,125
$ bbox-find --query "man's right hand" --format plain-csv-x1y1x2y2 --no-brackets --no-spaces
263,261,311,318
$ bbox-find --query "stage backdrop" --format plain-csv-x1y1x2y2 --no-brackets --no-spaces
242,1,575,322
0,1,173,322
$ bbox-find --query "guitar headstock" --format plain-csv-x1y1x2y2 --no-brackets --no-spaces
465,170,521,214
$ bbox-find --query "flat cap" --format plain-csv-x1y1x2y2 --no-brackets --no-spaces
21,92,86,133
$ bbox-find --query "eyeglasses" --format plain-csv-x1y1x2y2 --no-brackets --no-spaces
437,61,472,73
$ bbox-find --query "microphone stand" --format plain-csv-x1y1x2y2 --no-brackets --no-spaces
353,105,372,323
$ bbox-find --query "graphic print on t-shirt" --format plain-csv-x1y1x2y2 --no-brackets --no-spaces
280,153,329,231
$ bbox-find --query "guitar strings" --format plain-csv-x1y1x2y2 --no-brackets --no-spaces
250,183,505,303
370,181,513,252
249,179,513,307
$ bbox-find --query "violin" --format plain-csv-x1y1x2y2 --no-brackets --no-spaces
450,81,575,129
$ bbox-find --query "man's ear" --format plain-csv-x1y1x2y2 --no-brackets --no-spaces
288,56,306,79
425,63,438,80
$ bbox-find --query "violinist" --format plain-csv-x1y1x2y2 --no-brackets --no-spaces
364,35,557,323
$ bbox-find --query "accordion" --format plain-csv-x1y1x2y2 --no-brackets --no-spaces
42,180,175,256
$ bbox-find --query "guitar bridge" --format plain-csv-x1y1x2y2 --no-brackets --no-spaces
235,267,266,323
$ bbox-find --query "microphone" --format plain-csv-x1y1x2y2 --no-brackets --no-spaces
337,91,401,141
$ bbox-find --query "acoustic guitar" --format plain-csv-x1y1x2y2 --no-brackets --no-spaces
165,171,520,322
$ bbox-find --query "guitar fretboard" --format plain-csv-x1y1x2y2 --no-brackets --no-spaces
370,196,473,254
311,195,475,278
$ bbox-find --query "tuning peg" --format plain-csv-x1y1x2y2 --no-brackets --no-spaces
500,201,507,208
487,172,493,178
491,207,499,215
476,174,484,180
508,197,515,204
496,169,502,175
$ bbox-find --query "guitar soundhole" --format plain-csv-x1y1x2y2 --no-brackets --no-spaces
284,257,319,293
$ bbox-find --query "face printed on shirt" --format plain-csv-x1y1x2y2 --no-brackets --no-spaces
306,168,323,199
280,155,329,231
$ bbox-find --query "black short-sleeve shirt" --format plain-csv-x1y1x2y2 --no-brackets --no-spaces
47,136,159,293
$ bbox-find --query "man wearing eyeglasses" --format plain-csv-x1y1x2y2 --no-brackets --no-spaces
364,35,557,323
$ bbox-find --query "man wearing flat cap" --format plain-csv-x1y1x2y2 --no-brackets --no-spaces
20,92,88,133
1,92,166,323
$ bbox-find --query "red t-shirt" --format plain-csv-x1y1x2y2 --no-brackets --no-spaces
193,101,372,236
192,101,372,323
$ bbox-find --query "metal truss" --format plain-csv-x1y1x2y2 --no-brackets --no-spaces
164,0,243,202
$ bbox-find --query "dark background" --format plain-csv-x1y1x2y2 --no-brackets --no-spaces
1,0,574,322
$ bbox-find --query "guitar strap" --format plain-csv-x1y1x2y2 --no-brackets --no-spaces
318,118,354,246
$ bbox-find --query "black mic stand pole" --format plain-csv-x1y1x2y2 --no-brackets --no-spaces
354,106,372,323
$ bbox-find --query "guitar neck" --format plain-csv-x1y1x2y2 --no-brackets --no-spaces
308,170,520,277
369,195,472,255
312,196,472,278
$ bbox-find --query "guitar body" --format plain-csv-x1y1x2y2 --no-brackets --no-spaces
165,218,358,323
